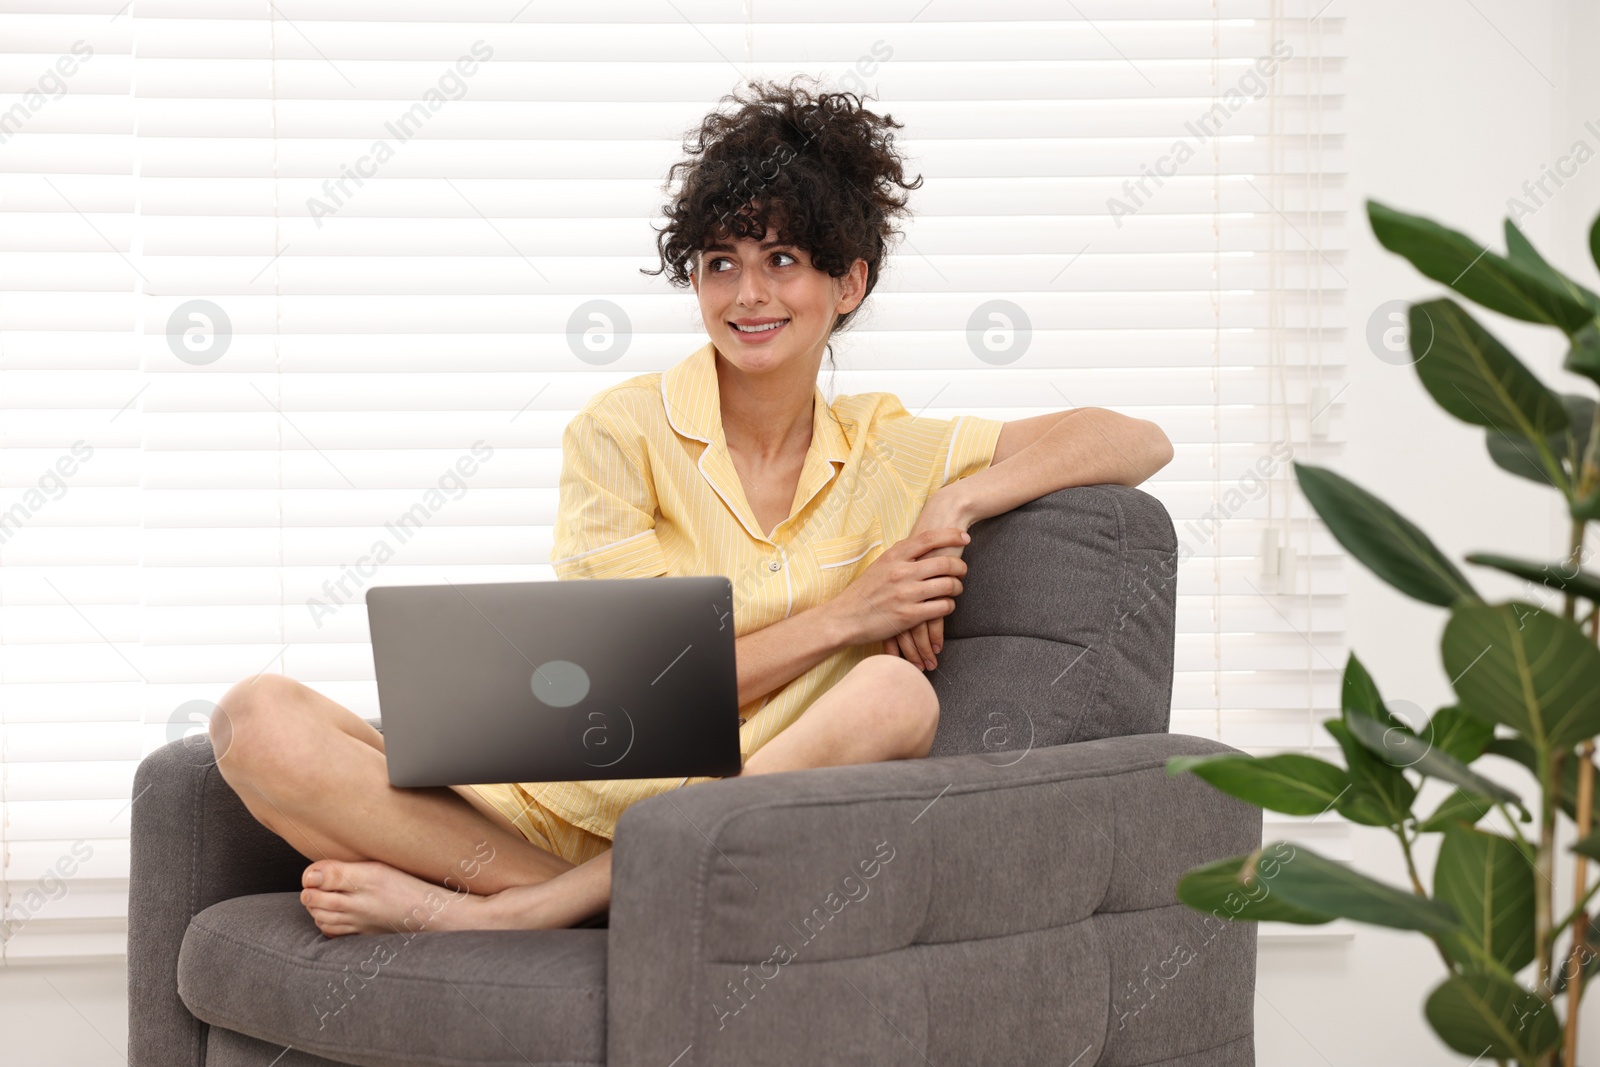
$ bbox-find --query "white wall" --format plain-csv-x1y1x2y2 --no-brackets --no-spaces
1257,0,1600,1063
0,961,127,1065
6,3,1597,1064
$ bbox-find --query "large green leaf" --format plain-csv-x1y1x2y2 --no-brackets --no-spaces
1484,736,1535,772
1265,841,1459,933
1339,651,1385,721
1567,318,1600,388
1325,719,1416,827
1165,754,1349,817
1417,789,1492,833
1504,215,1600,388
1409,299,1569,444
1590,210,1600,277
1486,736,1593,825
1443,602,1600,752
1294,463,1478,607
1433,824,1536,972
1465,551,1600,605
1424,972,1559,1061
1175,848,1337,925
1344,712,1523,811
1572,826,1600,862
1504,219,1600,315
1483,394,1597,494
1369,200,1595,333
1338,653,1521,810
1429,705,1495,764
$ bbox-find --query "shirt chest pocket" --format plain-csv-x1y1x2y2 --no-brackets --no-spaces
809,517,885,600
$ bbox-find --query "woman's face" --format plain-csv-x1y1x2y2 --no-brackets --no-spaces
690,233,864,377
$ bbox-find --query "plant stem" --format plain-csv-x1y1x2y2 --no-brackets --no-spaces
1566,743,1594,1067
1498,798,1533,852
1564,515,1594,1067
1538,750,1561,1023
1396,825,1462,973
1532,434,1574,499
1397,824,1427,896
1576,400,1600,507
1563,518,1585,622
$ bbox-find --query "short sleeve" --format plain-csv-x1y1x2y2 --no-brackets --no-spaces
938,413,1006,489
868,394,1006,501
550,411,670,581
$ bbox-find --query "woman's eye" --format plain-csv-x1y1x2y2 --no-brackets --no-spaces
705,251,796,272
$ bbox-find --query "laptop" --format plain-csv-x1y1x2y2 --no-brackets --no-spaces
365,576,743,788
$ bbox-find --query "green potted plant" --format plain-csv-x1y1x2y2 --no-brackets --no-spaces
1169,199,1600,1066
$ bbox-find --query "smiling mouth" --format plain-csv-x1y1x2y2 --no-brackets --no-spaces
730,319,789,334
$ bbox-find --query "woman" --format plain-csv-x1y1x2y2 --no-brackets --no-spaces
209,77,1173,936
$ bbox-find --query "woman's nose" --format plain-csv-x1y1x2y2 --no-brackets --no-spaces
737,263,770,306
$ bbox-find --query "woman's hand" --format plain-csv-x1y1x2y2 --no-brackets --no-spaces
882,487,975,671
828,527,970,649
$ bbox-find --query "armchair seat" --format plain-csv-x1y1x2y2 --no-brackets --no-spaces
178,894,607,1067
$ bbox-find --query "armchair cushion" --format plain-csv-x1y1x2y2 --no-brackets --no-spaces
177,894,607,1067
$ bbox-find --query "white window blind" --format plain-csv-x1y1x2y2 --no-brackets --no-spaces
0,0,1345,962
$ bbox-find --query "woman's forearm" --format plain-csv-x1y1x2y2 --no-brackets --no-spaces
733,598,855,708
950,408,1172,525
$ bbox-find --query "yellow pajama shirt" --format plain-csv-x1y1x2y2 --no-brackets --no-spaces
470,341,1004,866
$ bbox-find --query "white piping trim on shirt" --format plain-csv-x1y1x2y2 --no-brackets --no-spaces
551,527,656,566
941,415,966,488
817,539,884,569
776,543,793,618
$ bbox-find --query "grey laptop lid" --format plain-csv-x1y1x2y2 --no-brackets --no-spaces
366,576,742,787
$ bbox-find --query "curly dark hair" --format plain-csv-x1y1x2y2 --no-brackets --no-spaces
641,75,923,339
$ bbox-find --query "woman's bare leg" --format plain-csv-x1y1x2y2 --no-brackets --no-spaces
300,654,939,935
211,672,577,907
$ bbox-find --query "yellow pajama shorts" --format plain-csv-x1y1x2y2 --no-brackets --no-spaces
467,781,617,868
468,776,727,867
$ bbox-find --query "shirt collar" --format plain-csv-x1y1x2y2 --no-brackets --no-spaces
660,340,851,463
660,341,853,545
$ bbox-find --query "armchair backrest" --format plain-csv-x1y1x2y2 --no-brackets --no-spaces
928,484,1177,760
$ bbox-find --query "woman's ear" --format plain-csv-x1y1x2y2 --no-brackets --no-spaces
835,258,868,315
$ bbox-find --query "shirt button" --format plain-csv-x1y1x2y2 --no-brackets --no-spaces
768,559,781,571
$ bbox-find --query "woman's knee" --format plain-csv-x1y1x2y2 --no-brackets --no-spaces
211,672,316,776
850,655,940,757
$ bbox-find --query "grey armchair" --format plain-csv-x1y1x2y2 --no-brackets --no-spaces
128,484,1261,1067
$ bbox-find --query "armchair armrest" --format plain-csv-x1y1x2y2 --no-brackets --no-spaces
127,735,322,1066
606,732,1262,1067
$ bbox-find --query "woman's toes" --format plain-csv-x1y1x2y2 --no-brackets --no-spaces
304,859,361,892
300,887,346,911
309,910,356,938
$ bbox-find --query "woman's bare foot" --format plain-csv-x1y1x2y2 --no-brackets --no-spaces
299,852,613,937
300,859,495,937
